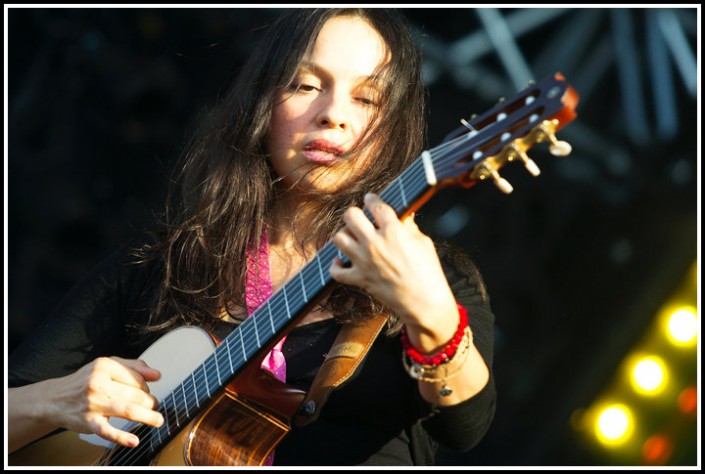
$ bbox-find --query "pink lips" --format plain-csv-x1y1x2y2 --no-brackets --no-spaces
302,139,345,165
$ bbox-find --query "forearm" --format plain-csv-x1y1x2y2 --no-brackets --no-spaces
7,380,62,453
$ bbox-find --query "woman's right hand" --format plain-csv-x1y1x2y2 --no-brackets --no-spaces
8,357,164,452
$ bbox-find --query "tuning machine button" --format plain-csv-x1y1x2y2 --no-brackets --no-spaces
474,162,513,194
505,142,541,177
535,121,572,157
548,139,572,157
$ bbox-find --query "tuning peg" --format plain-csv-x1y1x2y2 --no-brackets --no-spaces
505,142,541,177
475,162,513,194
535,122,572,157
548,139,572,157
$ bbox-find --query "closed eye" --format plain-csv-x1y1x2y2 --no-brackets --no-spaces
356,97,377,106
298,84,319,92
288,80,321,94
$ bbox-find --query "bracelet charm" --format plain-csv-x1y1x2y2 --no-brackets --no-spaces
401,325,473,397
409,363,425,380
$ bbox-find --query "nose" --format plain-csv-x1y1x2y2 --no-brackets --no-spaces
316,92,348,130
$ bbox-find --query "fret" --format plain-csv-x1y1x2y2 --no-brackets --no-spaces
155,421,163,445
171,392,180,427
252,311,262,347
190,372,200,408
225,337,234,374
181,381,189,418
380,166,420,216
397,176,408,208
236,326,247,359
164,410,172,436
316,253,326,286
299,272,308,302
214,351,222,387
267,301,276,334
282,285,291,319
202,362,210,398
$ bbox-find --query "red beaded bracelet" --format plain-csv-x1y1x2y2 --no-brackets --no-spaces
400,302,469,366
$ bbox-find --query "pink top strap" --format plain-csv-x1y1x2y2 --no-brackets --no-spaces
245,228,287,383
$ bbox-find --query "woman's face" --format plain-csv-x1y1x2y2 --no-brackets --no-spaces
266,15,387,194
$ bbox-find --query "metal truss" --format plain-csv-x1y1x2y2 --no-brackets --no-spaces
409,7,697,208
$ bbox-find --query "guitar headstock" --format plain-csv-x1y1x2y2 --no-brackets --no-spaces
432,72,579,193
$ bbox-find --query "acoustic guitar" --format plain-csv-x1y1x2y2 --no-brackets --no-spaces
9,72,579,466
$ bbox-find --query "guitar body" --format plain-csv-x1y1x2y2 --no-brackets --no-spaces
8,430,105,466
9,326,306,466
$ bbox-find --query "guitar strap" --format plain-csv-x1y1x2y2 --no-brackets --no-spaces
294,313,388,427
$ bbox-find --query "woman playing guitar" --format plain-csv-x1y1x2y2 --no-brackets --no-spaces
8,8,501,465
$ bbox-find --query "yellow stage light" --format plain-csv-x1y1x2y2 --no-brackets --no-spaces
595,404,634,446
630,355,668,396
574,261,697,464
665,306,698,346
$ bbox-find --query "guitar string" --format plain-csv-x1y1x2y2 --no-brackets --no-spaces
108,92,562,465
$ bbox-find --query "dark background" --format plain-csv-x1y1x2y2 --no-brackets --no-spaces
6,7,699,467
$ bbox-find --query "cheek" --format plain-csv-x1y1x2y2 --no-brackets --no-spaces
270,102,305,145
268,109,293,154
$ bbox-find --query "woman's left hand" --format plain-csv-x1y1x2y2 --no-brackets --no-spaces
330,193,458,350
331,193,490,405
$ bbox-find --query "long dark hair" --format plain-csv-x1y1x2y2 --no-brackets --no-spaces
136,8,427,335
